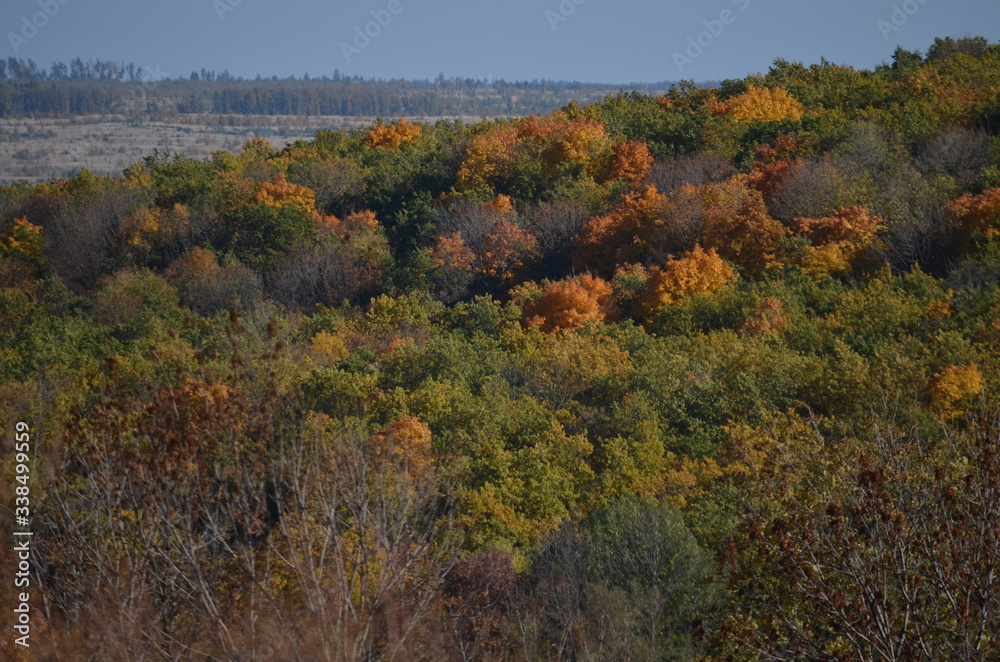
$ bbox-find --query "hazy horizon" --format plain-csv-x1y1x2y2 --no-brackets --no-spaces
3,0,999,84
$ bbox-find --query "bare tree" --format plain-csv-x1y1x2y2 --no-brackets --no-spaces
650,153,735,194
916,126,993,188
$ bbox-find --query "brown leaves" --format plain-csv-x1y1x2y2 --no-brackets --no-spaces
697,180,786,275
573,185,668,273
317,209,382,240
949,186,1000,237
604,140,654,186
431,198,538,285
573,179,785,276
523,274,618,332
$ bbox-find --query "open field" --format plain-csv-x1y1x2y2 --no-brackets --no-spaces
0,113,495,182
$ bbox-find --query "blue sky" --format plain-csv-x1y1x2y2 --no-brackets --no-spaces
3,0,999,83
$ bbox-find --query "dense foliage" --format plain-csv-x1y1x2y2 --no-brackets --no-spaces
3,37,1000,661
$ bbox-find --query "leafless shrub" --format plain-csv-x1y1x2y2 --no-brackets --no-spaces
916,126,993,187
650,153,735,194
770,157,857,224
287,158,365,215
267,237,384,308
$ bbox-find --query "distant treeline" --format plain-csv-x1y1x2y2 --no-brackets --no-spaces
0,57,682,118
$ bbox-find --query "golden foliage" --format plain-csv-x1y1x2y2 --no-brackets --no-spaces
485,193,516,216
929,363,983,420
636,246,738,321
792,206,884,278
799,243,852,279
456,114,611,192
719,85,806,122
794,205,883,246
255,173,318,218
574,179,784,275
362,118,422,149
122,161,154,190
1,217,44,264
310,331,351,367
456,125,520,191
523,274,618,332
517,113,609,165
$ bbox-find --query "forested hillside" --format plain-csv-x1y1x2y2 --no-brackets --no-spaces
0,57,674,118
2,36,1000,661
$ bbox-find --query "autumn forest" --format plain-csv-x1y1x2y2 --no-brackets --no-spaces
3,36,1000,661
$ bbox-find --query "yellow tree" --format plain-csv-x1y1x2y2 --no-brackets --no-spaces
255,173,318,219
929,363,983,421
362,118,422,149
0,217,45,285
717,85,806,122
791,206,885,278
636,245,738,322
456,125,520,191
1,217,44,265
456,114,612,193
